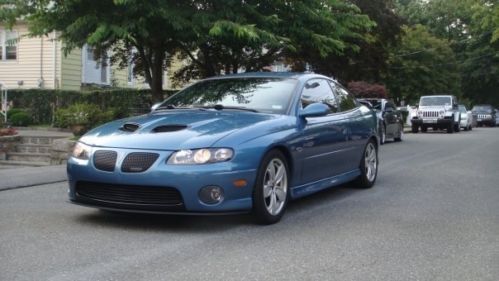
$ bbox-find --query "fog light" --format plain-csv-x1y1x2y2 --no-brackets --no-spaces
199,186,224,205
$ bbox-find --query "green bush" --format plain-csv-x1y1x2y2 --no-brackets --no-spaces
8,89,177,126
54,103,116,133
9,112,33,126
7,108,26,117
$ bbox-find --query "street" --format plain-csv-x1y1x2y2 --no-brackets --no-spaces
1,128,498,281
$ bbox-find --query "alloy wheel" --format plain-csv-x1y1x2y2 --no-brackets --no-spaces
263,158,288,216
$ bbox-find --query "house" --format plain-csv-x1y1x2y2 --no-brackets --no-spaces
0,22,179,91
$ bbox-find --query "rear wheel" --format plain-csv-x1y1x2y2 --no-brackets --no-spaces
394,124,403,142
353,141,378,189
252,150,289,225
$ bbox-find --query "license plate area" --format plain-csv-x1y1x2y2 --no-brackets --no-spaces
423,119,437,124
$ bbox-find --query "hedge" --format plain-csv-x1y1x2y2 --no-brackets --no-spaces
7,89,177,125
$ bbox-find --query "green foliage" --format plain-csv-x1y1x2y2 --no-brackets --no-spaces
9,111,33,127
384,25,460,104
54,103,113,129
8,89,175,126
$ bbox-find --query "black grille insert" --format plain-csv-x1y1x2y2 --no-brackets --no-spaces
75,181,184,207
94,150,117,172
121,152,159,173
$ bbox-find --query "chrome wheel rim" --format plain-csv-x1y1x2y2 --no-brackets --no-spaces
364,143,377,182
263,158,288,216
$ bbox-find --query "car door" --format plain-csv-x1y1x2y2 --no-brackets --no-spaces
383,101,400,136
331,82,371,173
294,78,349,185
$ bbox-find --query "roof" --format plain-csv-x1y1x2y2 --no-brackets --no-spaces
207,72,326,81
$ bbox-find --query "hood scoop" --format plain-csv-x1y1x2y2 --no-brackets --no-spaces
152,124,188,133
120,123,140,132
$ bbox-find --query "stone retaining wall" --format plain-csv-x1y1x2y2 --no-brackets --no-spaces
51,139,76,165
0,135,21,160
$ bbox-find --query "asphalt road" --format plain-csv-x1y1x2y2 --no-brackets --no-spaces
1,128,498,281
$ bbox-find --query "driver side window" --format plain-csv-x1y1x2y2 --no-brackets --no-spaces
300,79,338,114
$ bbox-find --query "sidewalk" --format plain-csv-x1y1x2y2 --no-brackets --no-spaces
0,165,67,191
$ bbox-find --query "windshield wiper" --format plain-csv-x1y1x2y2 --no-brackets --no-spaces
155,105,207,111
197,104,259,113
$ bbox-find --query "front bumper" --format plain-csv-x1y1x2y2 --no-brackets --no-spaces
411,118,452,126
67,148,257,214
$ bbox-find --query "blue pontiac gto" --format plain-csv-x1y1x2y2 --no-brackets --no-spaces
67,72,379,224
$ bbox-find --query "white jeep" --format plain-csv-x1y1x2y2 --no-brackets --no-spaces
411,95,461,134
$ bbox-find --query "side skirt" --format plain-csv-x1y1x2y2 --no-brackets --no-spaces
290,169,361,199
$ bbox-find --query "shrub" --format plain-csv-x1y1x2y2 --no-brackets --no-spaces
9,112,33,127
54,103,116,136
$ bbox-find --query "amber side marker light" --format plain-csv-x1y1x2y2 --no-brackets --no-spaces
233,179,247,188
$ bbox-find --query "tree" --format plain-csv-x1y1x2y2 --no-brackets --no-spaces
172,0,375,85
347,81,388,98
1,0,375,102
290,0,404,83
384,25,460,105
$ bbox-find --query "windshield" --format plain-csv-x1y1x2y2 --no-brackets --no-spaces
458,105,467,113
159,77,298,114
472,105,492,112
420,96,452,106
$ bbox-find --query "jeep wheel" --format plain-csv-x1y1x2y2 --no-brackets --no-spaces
447,122,454,134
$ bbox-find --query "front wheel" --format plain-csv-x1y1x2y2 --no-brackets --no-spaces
353,141,378,189
252,150,289,225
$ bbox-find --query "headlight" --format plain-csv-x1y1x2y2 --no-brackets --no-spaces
417,111,423,117
439,110,445,117
167,148,234,164
72,142,91,160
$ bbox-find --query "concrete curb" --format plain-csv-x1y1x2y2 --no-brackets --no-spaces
0,165,67,191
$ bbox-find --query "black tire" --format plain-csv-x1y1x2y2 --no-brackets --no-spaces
421,125,428,133
252,150,290,225
454,118,460,132
379,124,386,145
394,124,403,142
411,125,419,133
353,140,378,189
447,122,454,134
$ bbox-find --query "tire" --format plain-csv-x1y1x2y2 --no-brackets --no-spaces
353,140,378,189
379,124,386,145
463,125,468,131
447,122,454,134
469,125,472,131
454,118,460,132
394,124,403,142
411,125,419,133
421,125,428,133
252,150,290,225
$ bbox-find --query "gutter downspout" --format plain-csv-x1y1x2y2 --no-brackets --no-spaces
39,37,44,88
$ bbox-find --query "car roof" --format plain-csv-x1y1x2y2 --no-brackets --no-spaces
205,72,330,82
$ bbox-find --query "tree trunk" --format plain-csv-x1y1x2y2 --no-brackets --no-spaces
149,49,166,103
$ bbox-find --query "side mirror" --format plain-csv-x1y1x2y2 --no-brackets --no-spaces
151,102,162,111
299,103,329,118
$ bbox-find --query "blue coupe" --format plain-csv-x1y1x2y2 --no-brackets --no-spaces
68,72,379,224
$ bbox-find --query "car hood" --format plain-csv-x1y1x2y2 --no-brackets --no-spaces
472,111,492,114
418,106,451,110
80,110,279,150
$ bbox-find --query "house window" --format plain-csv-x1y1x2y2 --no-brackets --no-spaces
0,30,18,61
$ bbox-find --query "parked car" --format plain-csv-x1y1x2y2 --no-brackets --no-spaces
358,98,403,144
472,104,497,127
67,73,379,224
411,95,461,133
458,105,473,131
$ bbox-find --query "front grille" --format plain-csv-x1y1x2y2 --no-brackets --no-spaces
422,111,439,118
121,152,159,173
477,114,490,119
75,181,184,207
94,150,117,172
